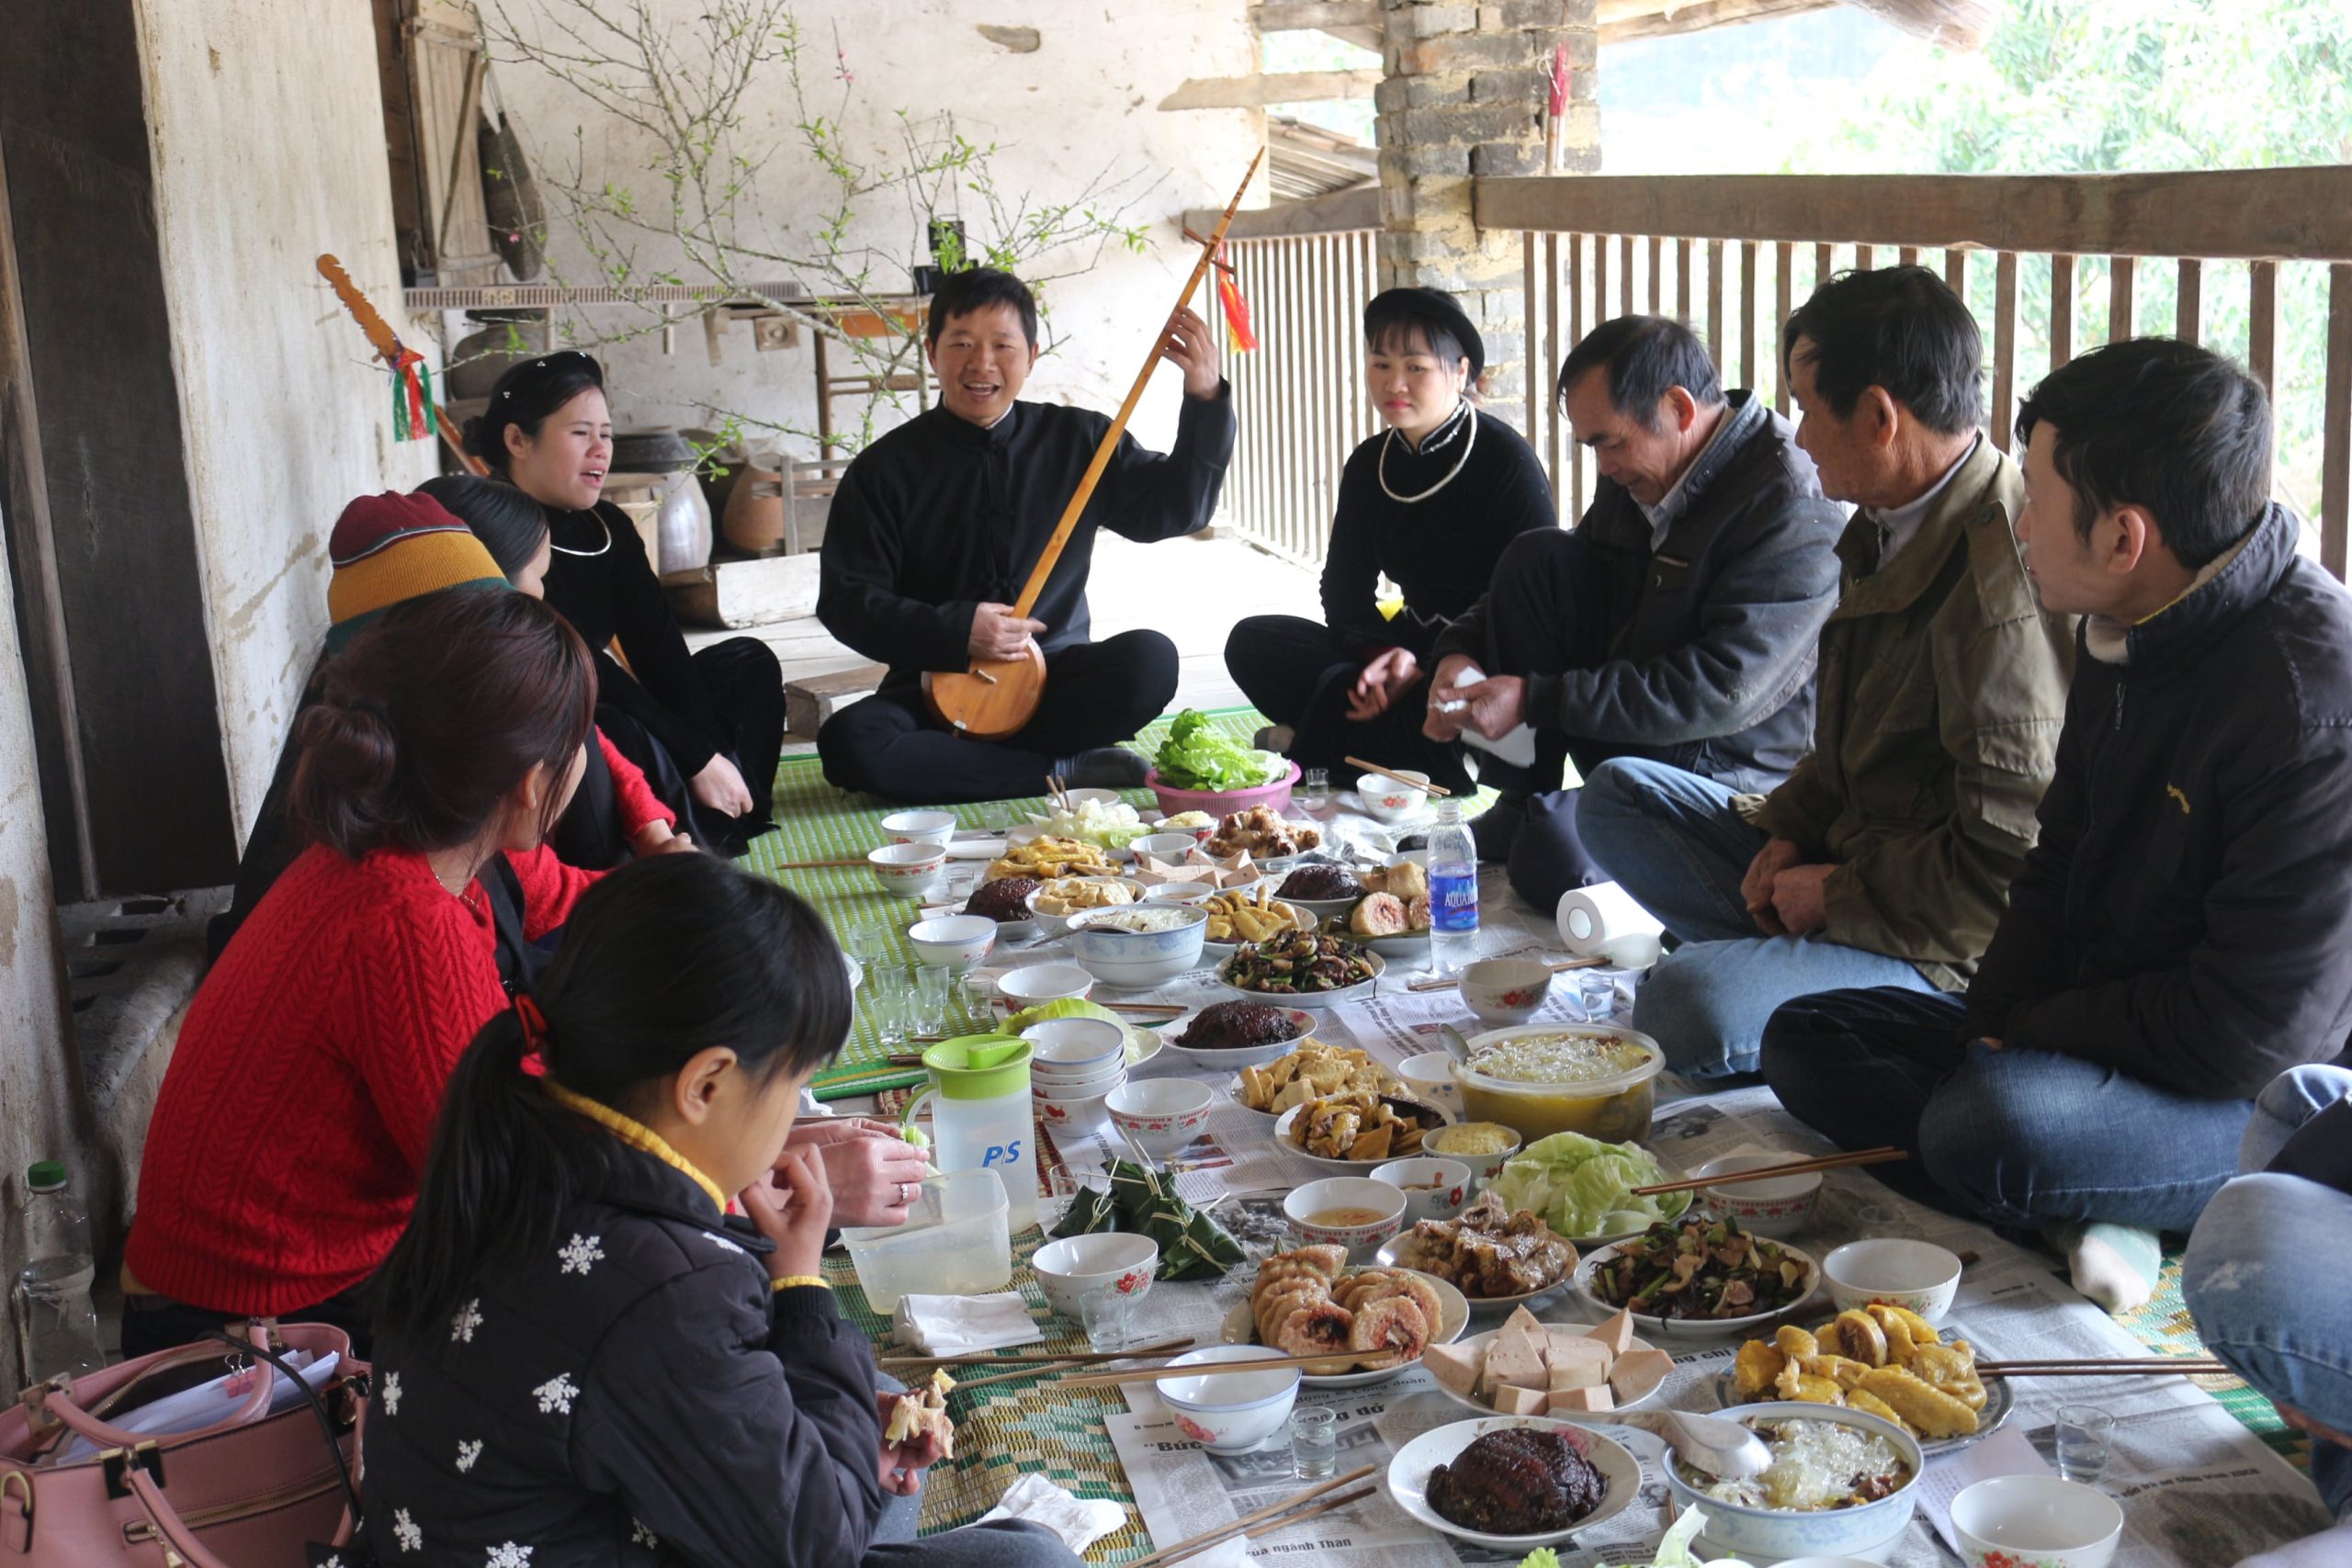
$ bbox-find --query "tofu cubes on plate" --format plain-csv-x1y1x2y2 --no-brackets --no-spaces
1420,1305,1676,1416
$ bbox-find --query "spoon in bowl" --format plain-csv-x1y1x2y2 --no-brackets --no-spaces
1612,1410,1776,1481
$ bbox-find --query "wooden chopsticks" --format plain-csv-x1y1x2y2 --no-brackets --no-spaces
1059,1351,1348,1389
773,858,875,870
1978,1358,2232,1377
1406,955,1605,992
1342,756,1453,798
1127,1465,1379,1568
1629,1146,1908,1196
876,1337,1193,1370
1046,774,1072,813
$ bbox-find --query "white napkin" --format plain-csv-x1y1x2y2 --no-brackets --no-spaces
980,1473,1130,1554
891,1292,1045,1354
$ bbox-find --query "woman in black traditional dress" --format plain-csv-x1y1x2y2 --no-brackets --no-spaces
1223,288,1555,793
467,352,784,856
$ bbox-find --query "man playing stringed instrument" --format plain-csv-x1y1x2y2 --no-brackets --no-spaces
815,268,1235,803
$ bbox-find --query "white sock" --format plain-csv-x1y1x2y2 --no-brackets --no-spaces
2048,1221,2163,1314
2233,1510,2352,1567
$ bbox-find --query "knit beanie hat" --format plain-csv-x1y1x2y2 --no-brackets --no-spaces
324,492,508,652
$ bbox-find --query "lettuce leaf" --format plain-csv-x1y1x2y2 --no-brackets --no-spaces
1152,709,1285,792
1490,1132,1693,1237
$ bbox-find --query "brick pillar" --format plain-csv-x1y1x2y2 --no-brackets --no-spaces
1375,0,1600,429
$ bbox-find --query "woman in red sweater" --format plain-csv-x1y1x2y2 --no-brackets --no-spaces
124,589,600,1357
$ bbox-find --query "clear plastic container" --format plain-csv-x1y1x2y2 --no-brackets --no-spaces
1453,1024,1666,1143
839,1168,1012,1312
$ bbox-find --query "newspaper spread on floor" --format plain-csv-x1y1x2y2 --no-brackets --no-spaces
1006,856,2326,1564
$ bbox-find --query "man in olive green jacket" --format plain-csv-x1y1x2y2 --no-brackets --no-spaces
1580,266,2075,1076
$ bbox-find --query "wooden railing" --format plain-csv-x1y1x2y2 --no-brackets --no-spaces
1487,167,2352,573
1211,166,2352,578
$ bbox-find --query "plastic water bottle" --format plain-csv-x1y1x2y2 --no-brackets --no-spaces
13,1162,105,1391
1428,797,1478,977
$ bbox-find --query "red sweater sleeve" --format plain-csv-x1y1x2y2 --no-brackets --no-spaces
510,844,600,941
598,727,674,837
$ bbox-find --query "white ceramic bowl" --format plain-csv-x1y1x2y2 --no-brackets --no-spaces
1397,1051,1463,1112
1061,786,1125,810
1372,1156,1474,1224
1030,1232,1159,1322
1032,1083,1117,1128
905,914,997,972
1023,876,1149,938
997,964,1097,1012
1069,902,1211,989
1356,770,1430,824
1695,1151,1825,1239
1273,1100,1456,1176
1387,1416,1643,1549
1106,1078,1216,1158
1951,1476,2124,1568
1823,1238,1963,1325
1034,1066,1125,1100
1665,1404,1924,1562
1155,1346,1301,1455
1022,1017,1129,1078
1283,1176,1408,1261
879,807,958,849
1133,831,1197,861
1461,957,1555,1026
1421,1122,1522,1189
868,841,949,898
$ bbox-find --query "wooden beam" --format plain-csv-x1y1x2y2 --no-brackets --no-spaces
1600,0,1838,46
2324,264,2352,580
1841,0,1996,49
1184,185,1378,241
1161,70,1379,111
2248,260,2278,395
1250,2,1381,30
1473,168,2352,263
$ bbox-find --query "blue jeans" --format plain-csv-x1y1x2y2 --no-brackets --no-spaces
1579,758,1938,1076
2184,1066,2352,1521
1760,987,2253,1233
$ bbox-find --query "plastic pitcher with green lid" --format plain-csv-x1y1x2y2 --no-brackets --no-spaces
899,1034,1036,1230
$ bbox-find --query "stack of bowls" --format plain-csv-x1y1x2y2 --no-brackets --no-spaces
1023,1016,1128,1128
879,808,958,850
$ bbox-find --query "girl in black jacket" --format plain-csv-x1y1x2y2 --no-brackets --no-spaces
362,855,1077,1568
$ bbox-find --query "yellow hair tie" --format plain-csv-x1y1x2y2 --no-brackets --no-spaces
771,1275,831,1292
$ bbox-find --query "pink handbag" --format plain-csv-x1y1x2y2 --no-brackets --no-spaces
0,1323,366,1567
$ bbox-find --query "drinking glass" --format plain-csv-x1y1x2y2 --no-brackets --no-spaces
1288,1407,1337,1478
864,981,910,1048
1299,768,1331,818
1577,969,1618,1022
957,973,993,1032
846,923,895,967
1079,1287,1134,1351
980,802,1018,838
2055,1404,2115,1483
913,966,954,1035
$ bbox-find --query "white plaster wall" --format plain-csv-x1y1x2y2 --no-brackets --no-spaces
133,0,438,843
481,0,1261,459
0,493,88,1386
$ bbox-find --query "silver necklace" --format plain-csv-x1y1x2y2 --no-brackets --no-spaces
1377,405,1477,504
548,506,612,558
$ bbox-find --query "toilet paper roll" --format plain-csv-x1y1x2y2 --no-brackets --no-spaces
1555,882,1666,967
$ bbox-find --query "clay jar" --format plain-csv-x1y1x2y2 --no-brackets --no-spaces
720,450,787,554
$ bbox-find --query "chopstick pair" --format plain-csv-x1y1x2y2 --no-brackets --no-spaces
1978,1358,2232,1377
876,1337,1193,1370
1341,755,1453,798
1046,774,1072,813
1127,1465,1380,1568
1405,955,1606,992
1059,1351,1349,1389
1628,1146,1908,1196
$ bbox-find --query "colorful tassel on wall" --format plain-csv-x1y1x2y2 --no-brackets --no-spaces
390,346,434,442
1217,249,1260,355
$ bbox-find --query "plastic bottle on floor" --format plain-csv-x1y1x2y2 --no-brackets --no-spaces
1427,797,1478,977
12,1161,105,1390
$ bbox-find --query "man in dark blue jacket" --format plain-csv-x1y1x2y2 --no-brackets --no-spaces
1425,315,1845,913
1764,339,2352,1312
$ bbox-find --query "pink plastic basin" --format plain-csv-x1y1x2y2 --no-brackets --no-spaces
1145,760,1300,821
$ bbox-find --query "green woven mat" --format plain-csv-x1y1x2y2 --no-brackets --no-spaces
741,708,1273,1099
2118,1251,2308,1473
824,1228,1167,1555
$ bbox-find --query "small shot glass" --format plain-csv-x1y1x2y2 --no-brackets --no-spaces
2055,1404,2115,1484
1288,1406,1338,1478
1577,969,1618,1021
1079,1287,1135,1352
1300,767,1331,816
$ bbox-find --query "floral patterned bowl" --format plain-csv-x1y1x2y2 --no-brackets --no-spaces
1822,1237,1963,1325
1371,1156,1474,1225
1031,1232,1159,1323
1460,957,1555,1026
1104,1078,1216,1158
1282,1176,1408,1262
1695,1150,1824,1239
1154,1346,1301,1455
1951,1476,2123,1568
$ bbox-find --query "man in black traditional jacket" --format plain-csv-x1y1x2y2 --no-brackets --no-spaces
1765,339,2352,1314
817,268,1235,802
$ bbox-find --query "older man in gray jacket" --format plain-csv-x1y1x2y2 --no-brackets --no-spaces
1426,314,1846,916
